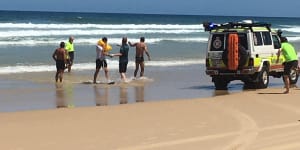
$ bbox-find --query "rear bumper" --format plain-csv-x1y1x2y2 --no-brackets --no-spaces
206,68,256,76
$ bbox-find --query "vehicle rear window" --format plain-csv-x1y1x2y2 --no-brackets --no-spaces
272,35,281,49
238,33,248,49
210,33,248,51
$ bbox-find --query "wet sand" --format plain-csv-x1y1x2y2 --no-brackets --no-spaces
1,87,300,150
0,64,251,112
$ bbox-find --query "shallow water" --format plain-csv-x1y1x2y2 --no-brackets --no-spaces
0,64,291,112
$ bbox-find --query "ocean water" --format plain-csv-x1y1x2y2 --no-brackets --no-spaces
2,10,300,112
0,10,300,74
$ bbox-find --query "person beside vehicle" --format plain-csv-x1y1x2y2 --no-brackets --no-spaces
276,36,298,94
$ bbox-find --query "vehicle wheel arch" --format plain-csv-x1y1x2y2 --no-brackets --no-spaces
257,60,270,72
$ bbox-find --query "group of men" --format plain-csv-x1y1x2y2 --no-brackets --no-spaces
52,35,298,93
52,36,151,83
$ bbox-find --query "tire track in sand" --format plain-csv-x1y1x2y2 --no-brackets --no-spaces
119,101,259,150
218,105,259,150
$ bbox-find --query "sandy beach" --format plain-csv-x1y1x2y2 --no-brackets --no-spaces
0,64,299,150
1,87,300,150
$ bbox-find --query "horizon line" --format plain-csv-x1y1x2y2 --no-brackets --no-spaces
0,9,299,19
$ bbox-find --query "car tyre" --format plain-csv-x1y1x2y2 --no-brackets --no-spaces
213,77,229,90
255,65,269,89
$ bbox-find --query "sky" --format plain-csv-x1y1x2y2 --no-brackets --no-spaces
0,0,299,17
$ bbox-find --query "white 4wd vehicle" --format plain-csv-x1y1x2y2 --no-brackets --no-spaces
203,20,299,90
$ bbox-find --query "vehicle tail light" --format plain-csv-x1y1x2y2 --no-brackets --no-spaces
206,58,210,67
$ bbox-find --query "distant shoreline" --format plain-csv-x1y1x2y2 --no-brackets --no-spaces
0,9,296,18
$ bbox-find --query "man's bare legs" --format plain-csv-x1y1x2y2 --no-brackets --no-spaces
55,69,64,82
283,75,290,94
67,63,72,72
134,63,140,78
55,72,59,82
140,62,145,77
93,68,100,84
104,67,109,81
134,62,145,78
94,67,110,83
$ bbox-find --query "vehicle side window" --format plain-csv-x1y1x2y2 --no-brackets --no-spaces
210,34,225,51
272,35,281,49
253,32,263,46
262,32,272,45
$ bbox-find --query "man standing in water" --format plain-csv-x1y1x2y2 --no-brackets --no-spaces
65,36,75,72
111,37,130,82
129,37,151,78
52,42,67,82
93,37,113,84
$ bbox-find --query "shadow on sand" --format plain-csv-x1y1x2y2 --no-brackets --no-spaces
257,92,286,95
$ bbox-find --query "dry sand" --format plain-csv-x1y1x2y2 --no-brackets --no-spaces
1,87,300,150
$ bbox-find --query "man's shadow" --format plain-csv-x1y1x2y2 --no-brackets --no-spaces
258,84,299,94
257,92,286,95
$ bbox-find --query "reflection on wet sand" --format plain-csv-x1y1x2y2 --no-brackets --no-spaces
135,85,144,102
55,83,67,108
55,83,74,108
120,86,128,104
94,85,109,106
213,90,229,96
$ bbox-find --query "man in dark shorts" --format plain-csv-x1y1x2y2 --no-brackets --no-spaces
111,37,130,81
65,36,75,72
276,37,299,94
129,37,151,78
52,42,67,82
93,37,113,84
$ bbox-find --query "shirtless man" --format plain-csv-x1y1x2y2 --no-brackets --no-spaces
52,42,67,82
129,37,151,78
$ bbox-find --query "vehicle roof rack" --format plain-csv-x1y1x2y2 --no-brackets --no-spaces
203,21,271,32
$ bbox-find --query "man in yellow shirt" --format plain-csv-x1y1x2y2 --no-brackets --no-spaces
65,36,75,72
